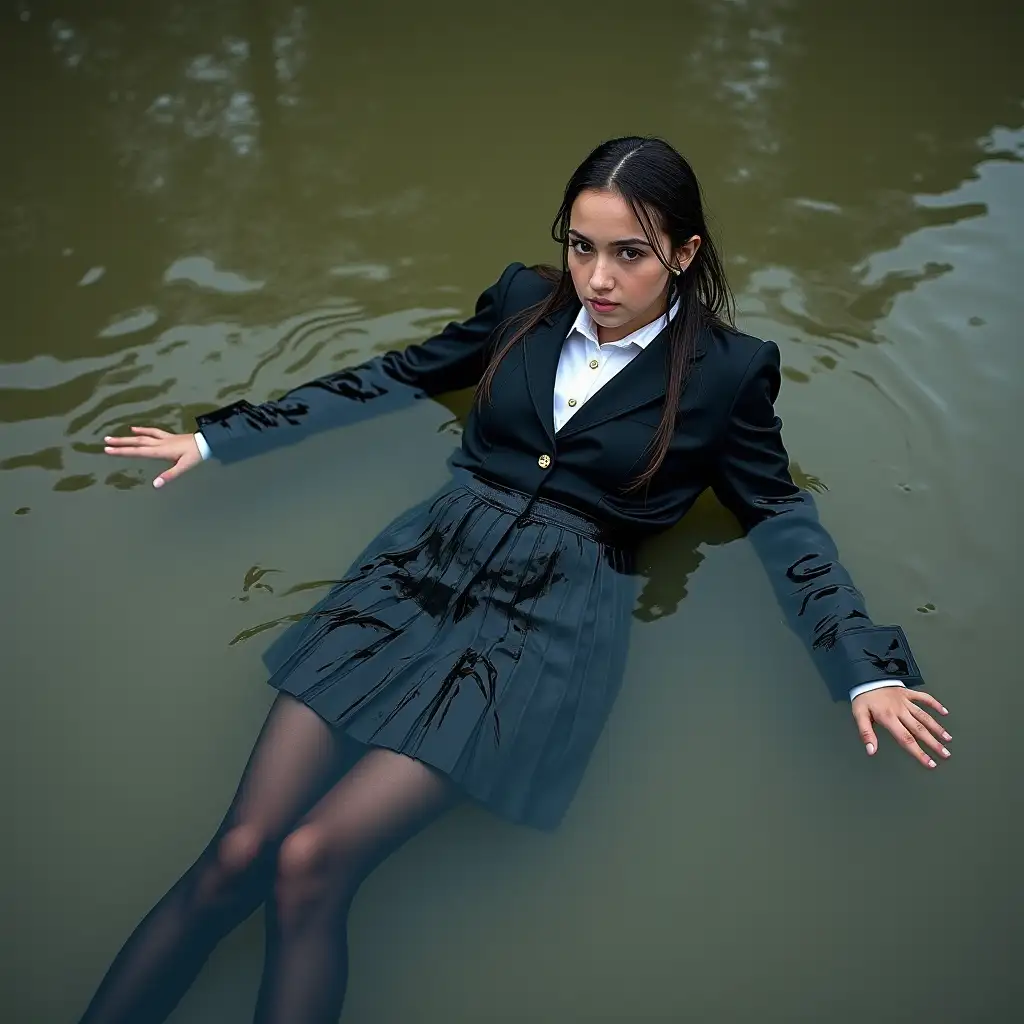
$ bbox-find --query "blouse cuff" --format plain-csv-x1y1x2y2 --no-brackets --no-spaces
849,679,906,702
193,431,212,461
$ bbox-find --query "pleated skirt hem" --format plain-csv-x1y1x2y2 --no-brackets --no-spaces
260,474,637,831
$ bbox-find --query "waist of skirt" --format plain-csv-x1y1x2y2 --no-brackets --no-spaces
462,474,622,546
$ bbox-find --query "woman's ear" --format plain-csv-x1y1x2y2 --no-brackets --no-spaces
674,234,702,273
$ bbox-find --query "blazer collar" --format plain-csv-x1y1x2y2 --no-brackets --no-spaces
521,301,709,444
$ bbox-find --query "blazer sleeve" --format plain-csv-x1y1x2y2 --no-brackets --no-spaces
195,262,525,462
709,340,925,702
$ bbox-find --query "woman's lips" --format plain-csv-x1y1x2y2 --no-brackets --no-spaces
588,298,619,314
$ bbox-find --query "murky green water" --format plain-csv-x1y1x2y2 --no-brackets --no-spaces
3,1,1022,1021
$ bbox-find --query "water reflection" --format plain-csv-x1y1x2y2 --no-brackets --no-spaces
1,0,1020,652
1,0,1019,487
1,0,1020,638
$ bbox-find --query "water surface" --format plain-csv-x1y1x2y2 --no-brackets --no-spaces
2,1,1022,1020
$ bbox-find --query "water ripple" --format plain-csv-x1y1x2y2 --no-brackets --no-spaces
164,256,265,294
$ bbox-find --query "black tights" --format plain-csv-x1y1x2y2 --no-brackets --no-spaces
78,694,459,1024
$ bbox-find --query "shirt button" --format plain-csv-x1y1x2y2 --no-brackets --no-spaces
567,398,577,408
589,359,599,369
537,453,552,469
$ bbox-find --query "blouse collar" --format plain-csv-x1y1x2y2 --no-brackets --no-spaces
568,296,681,349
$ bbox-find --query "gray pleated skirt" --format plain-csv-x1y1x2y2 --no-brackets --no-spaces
262,473,637,830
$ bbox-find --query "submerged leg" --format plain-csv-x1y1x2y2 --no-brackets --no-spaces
78,694,348,1024
253,747,460,1024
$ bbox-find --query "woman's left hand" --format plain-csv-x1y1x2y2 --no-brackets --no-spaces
852,687,951,769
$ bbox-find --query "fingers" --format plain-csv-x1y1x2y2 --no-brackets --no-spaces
153,455,186,489
104,429,163,451
103,435,144,446
908,702,952,744
880,715,938,769
103,440,167,458
854,688,953,769
853,704,878,756
103,427,169,445
104,428,175,459
908,689,949,717
100,427,200,488
153,449,202,488
899,708,950,761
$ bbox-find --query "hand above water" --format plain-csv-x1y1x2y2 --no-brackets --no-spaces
852,686,951,769
103,426,203,488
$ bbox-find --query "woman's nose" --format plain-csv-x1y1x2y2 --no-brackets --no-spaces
590,259,615,292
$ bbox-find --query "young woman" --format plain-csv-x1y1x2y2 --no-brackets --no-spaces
85,136,949,1023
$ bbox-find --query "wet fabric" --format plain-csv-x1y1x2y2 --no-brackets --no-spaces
263,473,637,830
198,263,925,703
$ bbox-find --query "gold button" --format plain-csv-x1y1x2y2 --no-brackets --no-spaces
567,398,577,408
537,453,551,469
589,359,599,369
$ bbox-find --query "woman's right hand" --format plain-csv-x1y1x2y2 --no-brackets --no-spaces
103,426,204,488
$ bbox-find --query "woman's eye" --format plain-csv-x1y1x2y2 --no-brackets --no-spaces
571,239,593,255
619,248,644,262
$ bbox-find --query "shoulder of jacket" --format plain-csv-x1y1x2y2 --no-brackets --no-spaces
500,262,558,315
707,323,779,368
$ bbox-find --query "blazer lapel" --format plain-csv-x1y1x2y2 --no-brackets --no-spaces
556,326,671,439
520,302,712,443
522,304,578,446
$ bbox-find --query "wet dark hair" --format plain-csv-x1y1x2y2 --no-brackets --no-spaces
478,135,735,491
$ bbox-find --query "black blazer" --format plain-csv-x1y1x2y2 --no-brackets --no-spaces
197,262,924,701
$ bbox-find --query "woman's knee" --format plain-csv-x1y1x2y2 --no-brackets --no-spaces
274,825,355,922
194,824,274,905
217,824,267,875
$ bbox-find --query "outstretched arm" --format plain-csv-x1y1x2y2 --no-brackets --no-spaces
195,262,524,462
710,341,951,768
103,263,525,484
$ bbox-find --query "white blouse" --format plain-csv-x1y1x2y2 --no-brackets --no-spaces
553,300,677,432
194,302,901,702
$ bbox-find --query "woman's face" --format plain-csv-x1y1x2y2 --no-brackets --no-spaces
567,188,699,343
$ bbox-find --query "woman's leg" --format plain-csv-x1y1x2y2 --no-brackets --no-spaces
78,694,350,1024
253,748,461,1024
